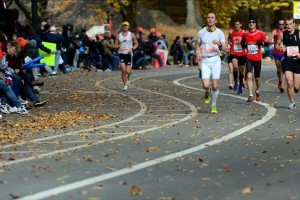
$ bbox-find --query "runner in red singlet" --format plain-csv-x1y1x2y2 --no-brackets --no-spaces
271,19,285,93
242,17,269,102
227,19,246,94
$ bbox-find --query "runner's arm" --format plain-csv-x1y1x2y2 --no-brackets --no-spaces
274,32,285,52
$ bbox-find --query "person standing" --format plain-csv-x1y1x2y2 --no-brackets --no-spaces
271,19,285,93
115,21,138,91
195,12,228,114
242,17,269,102
275,17,300,109
227,19,246,94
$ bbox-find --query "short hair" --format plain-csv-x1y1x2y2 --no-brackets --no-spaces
285,17,294,23
233,19,242,24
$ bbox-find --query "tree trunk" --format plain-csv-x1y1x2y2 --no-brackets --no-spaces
264,8,271,31
194,0,204,27
185,0,201,29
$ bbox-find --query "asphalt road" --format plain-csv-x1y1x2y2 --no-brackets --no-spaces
0,63,299,200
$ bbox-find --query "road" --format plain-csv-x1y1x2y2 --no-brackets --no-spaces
0,63,299,200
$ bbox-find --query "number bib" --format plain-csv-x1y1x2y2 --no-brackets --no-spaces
205,44,218,53
247,45,258,54
287,46,299,57
233,45,243,52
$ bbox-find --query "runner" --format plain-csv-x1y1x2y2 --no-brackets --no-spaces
227,19,246,94
275,17,300,109
243,17,269,102
195,12,228,114
115,21,138,91
271,19,285,93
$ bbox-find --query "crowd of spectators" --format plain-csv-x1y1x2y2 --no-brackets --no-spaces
0,6,197,118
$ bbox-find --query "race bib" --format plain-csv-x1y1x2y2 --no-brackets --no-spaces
233,45,243,52
120,44,130,52
205,44,218,53
287,46,299,57
247,45,258,54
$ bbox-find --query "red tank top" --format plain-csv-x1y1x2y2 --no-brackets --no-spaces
243,29,267,61
229,29,245,56
273,29,284,55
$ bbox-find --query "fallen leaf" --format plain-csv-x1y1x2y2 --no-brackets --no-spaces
241,186,253,195
130,185,143,196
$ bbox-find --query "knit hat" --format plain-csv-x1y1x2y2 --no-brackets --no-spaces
29,39,37,48
16,37,27,47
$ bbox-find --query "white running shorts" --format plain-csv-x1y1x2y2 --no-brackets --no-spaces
201,56,221,79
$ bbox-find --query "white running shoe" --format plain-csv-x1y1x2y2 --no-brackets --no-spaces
123,85,128,91
287,102,296,110
0,104,10,114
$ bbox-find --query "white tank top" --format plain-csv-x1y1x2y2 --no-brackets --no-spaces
118,31,133,54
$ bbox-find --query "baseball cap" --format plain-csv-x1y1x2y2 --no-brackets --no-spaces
122,21,130,26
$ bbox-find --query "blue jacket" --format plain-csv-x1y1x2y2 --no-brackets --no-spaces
45,33,65,50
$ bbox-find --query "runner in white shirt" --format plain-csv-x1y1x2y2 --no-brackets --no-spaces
195,12,229,114
115,21,138,91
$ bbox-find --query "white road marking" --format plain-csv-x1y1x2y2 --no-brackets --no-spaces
0,75,198,167
18,75,277,200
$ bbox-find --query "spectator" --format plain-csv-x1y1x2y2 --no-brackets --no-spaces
170,36,184,65
45,26,67,75
0,63,28,114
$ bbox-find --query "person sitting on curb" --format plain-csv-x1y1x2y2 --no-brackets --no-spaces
0,63,28,114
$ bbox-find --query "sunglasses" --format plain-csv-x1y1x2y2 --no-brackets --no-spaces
249,20,256,24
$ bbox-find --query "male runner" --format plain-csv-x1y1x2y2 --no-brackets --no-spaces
115,21,138,91
227,19,246,94
195,12,228,114
275,17,300,109
242,17,269,102
271,19,285,93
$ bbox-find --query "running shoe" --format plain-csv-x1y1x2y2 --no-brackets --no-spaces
247,96,254,102
0,104,10,114
237,85,243,94
278,82,284,93
203,92,212,104
233,83,238,91
255,91,261,101
229,85,233,89
287,102,296,110
123,85,128,91
210,105,218,114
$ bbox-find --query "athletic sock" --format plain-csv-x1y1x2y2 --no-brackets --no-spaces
239,74,244,86
211,89,219,106
233,71,238,84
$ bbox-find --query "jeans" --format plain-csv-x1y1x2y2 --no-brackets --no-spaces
0,80,21,108
19,71,39,102
108,54,119,71
151,53,163,67
135,56,147,68
73,49,80,67
53,50,61,73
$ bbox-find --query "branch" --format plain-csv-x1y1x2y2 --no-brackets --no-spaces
14,0,31,21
